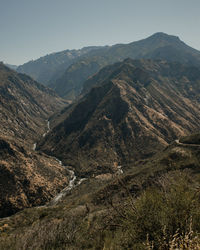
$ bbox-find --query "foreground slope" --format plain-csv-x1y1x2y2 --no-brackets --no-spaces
0,133,199,249
38,59,200,176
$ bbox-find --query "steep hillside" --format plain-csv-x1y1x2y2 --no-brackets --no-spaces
1,134,200,249
50,58,103,99
38,59,200,176
17,46,104,85
0,63,67,146
0,63,71,217
0,136,70,218
50,32,200,100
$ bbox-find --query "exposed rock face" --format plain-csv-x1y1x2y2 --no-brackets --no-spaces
0,137,69,218
38,59,200,176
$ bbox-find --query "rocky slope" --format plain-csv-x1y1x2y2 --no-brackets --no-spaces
0,63,70,217
0,136,70,218
0,63,67,146
0,132,200,249
49,32,200,100
38,59,200,176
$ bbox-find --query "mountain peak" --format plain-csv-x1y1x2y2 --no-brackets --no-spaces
147,32,181,42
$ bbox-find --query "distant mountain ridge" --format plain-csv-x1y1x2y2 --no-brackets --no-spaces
5,64,18,70
17,32,200,101
53,32,200,100
17,46,106,85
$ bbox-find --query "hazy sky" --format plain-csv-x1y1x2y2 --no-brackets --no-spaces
1,0,200,65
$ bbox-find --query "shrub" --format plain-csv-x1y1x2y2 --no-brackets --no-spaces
106,172,200,249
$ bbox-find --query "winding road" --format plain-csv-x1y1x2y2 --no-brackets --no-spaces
175,139,200,147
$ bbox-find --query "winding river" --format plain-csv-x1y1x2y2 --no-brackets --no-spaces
49,157,87,206
33,120,86,206
33,120,123,205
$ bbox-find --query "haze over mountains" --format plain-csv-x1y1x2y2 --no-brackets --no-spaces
1,32,200,248
17,46,105,87
17,32,200,100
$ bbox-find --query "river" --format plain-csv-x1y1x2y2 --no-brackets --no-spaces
33,120,86,205
49,157,86,205
34,120,123,205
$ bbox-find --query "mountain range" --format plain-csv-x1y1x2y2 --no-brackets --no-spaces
17,32,200,101
17,46,105,86
0,62,67,145
0,63,70,217
1,32,200,248
38,59,200,176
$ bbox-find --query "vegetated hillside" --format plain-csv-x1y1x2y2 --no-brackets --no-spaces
0,63,67,146
0,136,70,218
17,46,105,85
0,135,199,249
38,59,200,176
49,32,200,100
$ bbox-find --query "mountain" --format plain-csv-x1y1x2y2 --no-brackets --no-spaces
49,32,200,100
0,62,199,245
0,63,67,146
5,64,18,70
1,34,200,248
17,46,105,85
38,59,200,176
0,63,70,217
0,137,70,217
49,58,104,100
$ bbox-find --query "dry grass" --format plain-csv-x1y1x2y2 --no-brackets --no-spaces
146,220,200,250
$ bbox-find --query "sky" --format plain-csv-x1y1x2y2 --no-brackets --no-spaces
1,0,200,65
